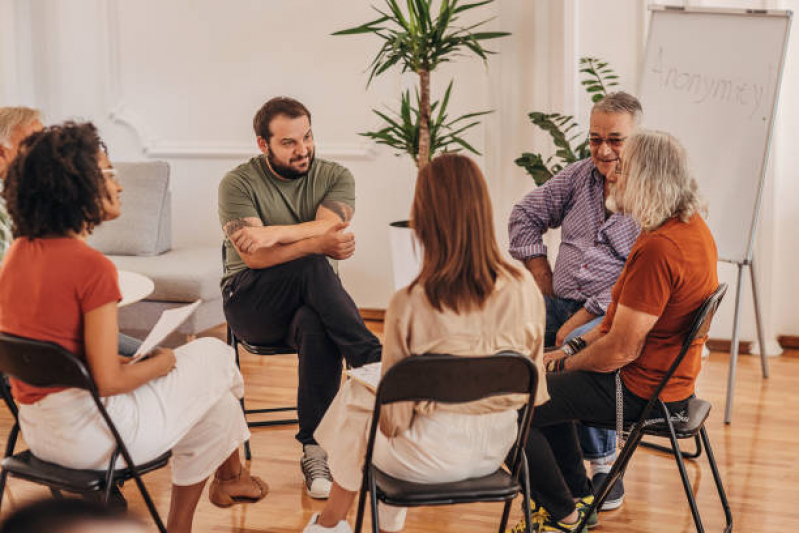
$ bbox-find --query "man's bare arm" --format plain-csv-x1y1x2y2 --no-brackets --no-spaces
224,214,337,255
223,217,354,269
564,304,659,373
318,200,354,223
524,256,554,297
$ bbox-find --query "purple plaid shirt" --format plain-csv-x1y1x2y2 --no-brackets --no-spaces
508,158,640,315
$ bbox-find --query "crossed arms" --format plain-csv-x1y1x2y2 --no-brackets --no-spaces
223,199,355,269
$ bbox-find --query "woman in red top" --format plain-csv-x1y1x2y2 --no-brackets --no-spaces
0,123,266,532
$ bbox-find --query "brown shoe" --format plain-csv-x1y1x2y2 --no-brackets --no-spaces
209,468,269,508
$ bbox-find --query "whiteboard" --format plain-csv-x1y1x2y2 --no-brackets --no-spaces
638,6,791,263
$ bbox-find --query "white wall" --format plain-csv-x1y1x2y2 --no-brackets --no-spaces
2,0,798,346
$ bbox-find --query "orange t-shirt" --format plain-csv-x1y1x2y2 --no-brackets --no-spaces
600,214,718,402
0,237,121,404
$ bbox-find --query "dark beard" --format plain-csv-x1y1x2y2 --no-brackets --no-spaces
267,150,315,180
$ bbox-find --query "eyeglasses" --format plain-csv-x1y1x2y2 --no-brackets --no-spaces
588,136,627,149
101,168,119,182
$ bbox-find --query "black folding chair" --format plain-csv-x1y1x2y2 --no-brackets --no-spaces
0,333,170,532
221,243,299,460
354,353,539,533
579,283,732,533
226,326,299,461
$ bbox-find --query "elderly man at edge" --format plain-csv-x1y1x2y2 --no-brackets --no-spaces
508,92,643,509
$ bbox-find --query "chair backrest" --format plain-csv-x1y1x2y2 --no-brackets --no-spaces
364,352,539,483
646,283,728,402
0,334,95,392
376,352,537,406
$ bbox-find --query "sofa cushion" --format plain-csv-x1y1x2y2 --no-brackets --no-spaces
108,247,222,302
88,161,172,256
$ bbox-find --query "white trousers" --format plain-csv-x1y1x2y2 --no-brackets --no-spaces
315,380,518,532
19,337,250,486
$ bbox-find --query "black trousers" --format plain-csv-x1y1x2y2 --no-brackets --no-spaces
223,255,382,445
525,370,689,521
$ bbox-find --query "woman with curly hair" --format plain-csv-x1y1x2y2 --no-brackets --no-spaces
0,122,267,533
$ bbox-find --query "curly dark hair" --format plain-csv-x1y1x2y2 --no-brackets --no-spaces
2,122,108,239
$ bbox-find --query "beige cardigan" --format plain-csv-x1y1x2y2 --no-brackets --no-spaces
379,269,549,438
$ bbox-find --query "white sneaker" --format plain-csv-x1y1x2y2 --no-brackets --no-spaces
303,513,352,532
301,444,332,499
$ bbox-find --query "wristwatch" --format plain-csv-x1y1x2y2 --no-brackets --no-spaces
561,343,576,357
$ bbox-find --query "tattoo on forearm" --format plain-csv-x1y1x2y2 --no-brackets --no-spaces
321,200,353,222
223,218,253,237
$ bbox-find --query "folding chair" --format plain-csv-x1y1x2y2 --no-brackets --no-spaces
354,352,539,533
0,333,170,532
579,283,732,533
221,243,299,461
226,326,299,461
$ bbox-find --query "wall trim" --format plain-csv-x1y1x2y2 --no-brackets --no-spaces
359,308,386,322
101,0,376,160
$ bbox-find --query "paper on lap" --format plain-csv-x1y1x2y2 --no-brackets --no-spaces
129,300,201,362
346,362,382,392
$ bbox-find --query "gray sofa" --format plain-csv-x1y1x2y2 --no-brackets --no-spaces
87,161,224,342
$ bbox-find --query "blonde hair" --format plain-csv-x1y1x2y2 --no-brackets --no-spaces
620,130,705,231
0,107,40,148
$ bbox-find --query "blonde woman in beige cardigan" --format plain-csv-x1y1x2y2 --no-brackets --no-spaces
304,153,548,533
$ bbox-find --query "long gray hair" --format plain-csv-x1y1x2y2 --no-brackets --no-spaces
0,107,40,148
619,130,706,231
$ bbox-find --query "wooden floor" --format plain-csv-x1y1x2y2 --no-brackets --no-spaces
1,321,798,532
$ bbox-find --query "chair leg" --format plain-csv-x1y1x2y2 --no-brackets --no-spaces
0,424,20,511
641,434,703,460
369,470,380,533
520,454,533,533
666,421,705,533
130,472,167,533
700,427,733,533
579,430,643,531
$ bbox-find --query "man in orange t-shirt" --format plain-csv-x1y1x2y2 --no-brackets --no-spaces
508,130,718,532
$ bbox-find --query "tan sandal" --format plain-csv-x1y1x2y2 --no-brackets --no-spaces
209,468,269,508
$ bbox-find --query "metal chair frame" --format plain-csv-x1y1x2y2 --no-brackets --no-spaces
579,284,733,533
354,352,539,533
0,333,169,532
226,326,299,461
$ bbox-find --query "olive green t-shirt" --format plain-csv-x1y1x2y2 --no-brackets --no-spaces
218,156,355,285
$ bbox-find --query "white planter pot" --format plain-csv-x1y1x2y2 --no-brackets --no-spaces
388,221,423,290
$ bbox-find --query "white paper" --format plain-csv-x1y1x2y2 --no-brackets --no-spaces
346,362,382,391
129,300,202,362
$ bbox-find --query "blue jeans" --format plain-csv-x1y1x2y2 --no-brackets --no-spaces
544,296,616,462
118,333,142,357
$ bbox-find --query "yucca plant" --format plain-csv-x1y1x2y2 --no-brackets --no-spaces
515,57,620,186
334,0,509,169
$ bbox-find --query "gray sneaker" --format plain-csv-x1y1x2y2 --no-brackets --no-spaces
592,471,625,511
301,444,332,499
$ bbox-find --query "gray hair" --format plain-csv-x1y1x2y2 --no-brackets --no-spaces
0,107,41,148
620,129,706,231
592,91,643,126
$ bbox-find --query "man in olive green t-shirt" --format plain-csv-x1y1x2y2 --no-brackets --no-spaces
218,97,382,500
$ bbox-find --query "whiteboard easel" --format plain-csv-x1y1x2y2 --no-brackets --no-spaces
639,6,792,423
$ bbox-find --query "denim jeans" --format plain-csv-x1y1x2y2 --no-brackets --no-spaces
544,296,616,462
118,333,142,357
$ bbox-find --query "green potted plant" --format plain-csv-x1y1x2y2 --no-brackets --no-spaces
515,57,619,185
334,0,509,288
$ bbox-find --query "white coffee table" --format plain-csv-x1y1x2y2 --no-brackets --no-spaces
118,270,154,307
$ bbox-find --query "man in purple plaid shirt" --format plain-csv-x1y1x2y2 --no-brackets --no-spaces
508,92,642,512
